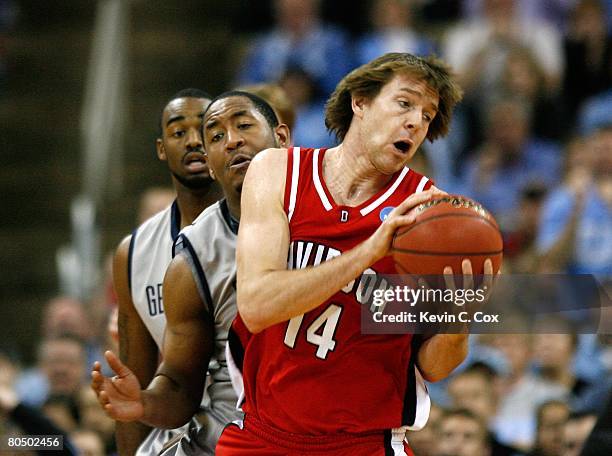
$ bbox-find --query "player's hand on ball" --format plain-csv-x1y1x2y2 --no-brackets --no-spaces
367,187,446,262
443,258,496,304
91,350,144,422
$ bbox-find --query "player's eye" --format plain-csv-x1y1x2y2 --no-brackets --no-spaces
238,123,252,130
398,100,411,109
172,130,185,138
210,132,223,142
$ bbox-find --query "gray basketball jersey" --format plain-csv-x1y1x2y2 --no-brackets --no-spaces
129,201,181,351
174,199,241,432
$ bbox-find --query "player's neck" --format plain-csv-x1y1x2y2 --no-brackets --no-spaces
323,143,394,206
225,192,241,222
175,183,223,229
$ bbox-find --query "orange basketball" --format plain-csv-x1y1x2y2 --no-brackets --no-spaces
391,195,503,276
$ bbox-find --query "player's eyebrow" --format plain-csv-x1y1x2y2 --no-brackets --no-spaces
166,115,185,128
399,87,439,112
205,109,251,130
167,112,206,129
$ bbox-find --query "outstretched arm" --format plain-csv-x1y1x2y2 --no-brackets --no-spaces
236,148,444,333
92,254,213,429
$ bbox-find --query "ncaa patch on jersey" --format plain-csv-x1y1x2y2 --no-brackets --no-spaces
380,206,394,221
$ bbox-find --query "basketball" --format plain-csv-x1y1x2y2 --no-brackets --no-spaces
391,195,503,277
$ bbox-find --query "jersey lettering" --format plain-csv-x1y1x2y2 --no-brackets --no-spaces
289,240,390,312
145,283,164,316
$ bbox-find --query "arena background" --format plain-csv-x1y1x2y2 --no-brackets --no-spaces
0,1,610,455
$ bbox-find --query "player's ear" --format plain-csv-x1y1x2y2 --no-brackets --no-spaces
274,124,291,148
156,138,167,161
351,94,367,119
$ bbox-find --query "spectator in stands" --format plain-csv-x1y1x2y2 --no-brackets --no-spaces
461,0,577,31
40,335,87,399
458,97,562,231
503,184,548,273
487,334,566,449
434,408,492,456
563,0,612,122
447,363,527,455
532,330,608,414
70,428,105,456
354,0,436,66
530,400,570,456
279,67,334,147
443,0,563,99
19,335,86,415
537,125,612,279
499,46,567,141
0,365,77,455
236,0,353,100
41,394,80,433
238,82,296,131
407,404,443,456
578,89,612,136
15,297,99,407
77,386,115,454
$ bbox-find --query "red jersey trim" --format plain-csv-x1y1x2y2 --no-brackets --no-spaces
414,175,431,193
283,147,301,221
359,167,411,216
312,148,333,211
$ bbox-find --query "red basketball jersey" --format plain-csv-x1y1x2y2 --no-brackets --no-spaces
228,147,432,436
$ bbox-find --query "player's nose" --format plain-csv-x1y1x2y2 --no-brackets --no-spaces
185,128,203,151
225,128,245,151
404,108,424,130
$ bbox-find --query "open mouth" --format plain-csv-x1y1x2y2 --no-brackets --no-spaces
229,154,251,169
393,140,412,153
184,153,207,173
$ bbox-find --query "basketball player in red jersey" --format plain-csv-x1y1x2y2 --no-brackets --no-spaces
217,53,495,455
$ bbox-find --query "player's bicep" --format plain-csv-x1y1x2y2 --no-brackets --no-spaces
237,148,289,279
113,236,158,383
159,255,213,396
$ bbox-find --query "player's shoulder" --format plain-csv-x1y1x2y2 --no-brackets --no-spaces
116,202,174,262
246,147,291,193
250,147,289,170
183,200,222,236
179,201,223,239
114,233,133,265
136,203,173,231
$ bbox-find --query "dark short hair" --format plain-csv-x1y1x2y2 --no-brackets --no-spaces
158,88,212,136
204,90,279,131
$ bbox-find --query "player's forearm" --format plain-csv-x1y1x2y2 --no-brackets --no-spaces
116,422,151,456
140,374,200,429
417,334,468,382
239,237,379,333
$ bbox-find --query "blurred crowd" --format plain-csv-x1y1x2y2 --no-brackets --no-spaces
1,0,611,455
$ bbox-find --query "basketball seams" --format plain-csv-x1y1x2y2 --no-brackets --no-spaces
391,248,504,256
394,212,501,239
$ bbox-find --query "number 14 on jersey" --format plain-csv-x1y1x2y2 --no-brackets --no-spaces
283,304,343,360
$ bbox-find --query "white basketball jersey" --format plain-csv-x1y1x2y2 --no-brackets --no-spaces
174,199,240,425
129,201,181,351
